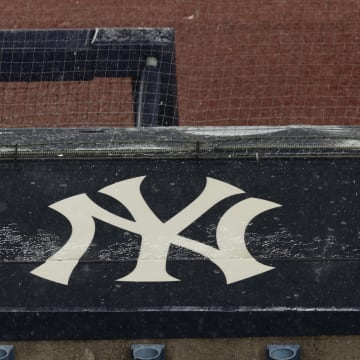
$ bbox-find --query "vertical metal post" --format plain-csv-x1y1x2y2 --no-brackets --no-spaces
136,57,162,127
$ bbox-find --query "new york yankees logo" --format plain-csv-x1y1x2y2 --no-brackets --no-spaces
31,176,281,285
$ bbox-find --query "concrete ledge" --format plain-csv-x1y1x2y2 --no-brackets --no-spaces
4,337,360,360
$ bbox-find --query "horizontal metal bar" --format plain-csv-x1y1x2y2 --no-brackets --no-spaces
0,126,359,159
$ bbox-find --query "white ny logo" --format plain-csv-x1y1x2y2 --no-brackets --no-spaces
31,176,281,285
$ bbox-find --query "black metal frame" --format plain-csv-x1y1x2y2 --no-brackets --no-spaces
0,28,178,126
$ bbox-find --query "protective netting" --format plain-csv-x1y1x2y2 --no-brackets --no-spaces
1,0,360,127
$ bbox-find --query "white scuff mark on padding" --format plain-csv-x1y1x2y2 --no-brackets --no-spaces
91,28,99,45
184,126,287,137
103,305,360,312
146,57,158,67
338,139,360,147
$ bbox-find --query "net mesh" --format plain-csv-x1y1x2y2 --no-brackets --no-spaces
0,0,359,127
